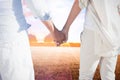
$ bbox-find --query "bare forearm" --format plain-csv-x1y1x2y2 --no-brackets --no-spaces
62,0,81,33
41,20,56,35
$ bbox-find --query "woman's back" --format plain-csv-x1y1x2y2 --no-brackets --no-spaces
0,0,29,42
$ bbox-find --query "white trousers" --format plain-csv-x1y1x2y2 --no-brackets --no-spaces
0,31,35,80
79,28,118,80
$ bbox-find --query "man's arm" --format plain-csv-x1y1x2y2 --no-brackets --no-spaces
62,0,81,41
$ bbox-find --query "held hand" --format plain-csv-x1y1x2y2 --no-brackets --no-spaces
52,28,66,46
61,29,68,43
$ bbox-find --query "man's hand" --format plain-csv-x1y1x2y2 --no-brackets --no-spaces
52,27,66,46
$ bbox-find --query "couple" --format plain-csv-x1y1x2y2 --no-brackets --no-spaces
0,0,120,80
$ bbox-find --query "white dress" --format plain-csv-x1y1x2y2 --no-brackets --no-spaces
0,0,34,80
0,0,51,80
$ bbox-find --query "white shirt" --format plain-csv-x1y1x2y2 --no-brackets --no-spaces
79,0,120,53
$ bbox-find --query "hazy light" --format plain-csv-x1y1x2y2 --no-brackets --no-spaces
23,0,85,42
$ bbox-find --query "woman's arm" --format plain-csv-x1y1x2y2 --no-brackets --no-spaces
25,0,65,45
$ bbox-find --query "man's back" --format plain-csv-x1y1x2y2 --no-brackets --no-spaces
79,0,120,53
92,0,120,51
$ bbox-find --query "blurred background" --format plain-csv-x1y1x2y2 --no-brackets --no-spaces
22,0,86,46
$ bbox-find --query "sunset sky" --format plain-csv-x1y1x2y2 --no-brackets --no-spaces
23,0,86,43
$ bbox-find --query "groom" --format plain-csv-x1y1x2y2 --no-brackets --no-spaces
54,0,120,80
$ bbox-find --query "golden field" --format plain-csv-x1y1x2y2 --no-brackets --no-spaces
31,46,120,80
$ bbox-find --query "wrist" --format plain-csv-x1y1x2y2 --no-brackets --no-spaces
62,28,68,35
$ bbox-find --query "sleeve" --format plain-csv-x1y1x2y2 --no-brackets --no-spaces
79,0,89,9
25,0,52,21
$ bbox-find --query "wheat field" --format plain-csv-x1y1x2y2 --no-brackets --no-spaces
31,47,120,80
